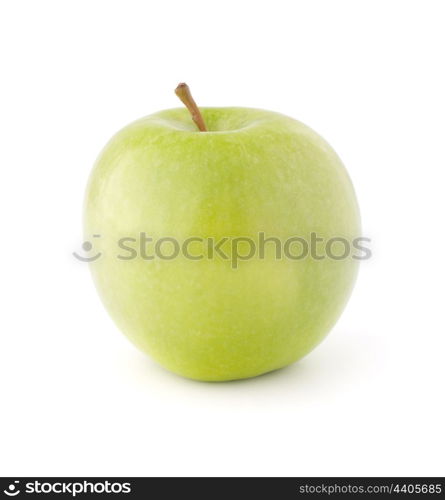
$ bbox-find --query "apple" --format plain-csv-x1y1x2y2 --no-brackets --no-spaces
84,84,360,381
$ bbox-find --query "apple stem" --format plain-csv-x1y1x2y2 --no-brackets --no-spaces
175,83,207,132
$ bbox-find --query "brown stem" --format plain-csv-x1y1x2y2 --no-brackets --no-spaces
175,83,207,132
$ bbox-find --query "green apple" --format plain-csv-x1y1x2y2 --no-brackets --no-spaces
84,84,360,381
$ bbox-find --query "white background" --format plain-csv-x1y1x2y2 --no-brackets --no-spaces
1,0,444,477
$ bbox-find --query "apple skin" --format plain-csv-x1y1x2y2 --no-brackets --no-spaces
85,107,360,381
